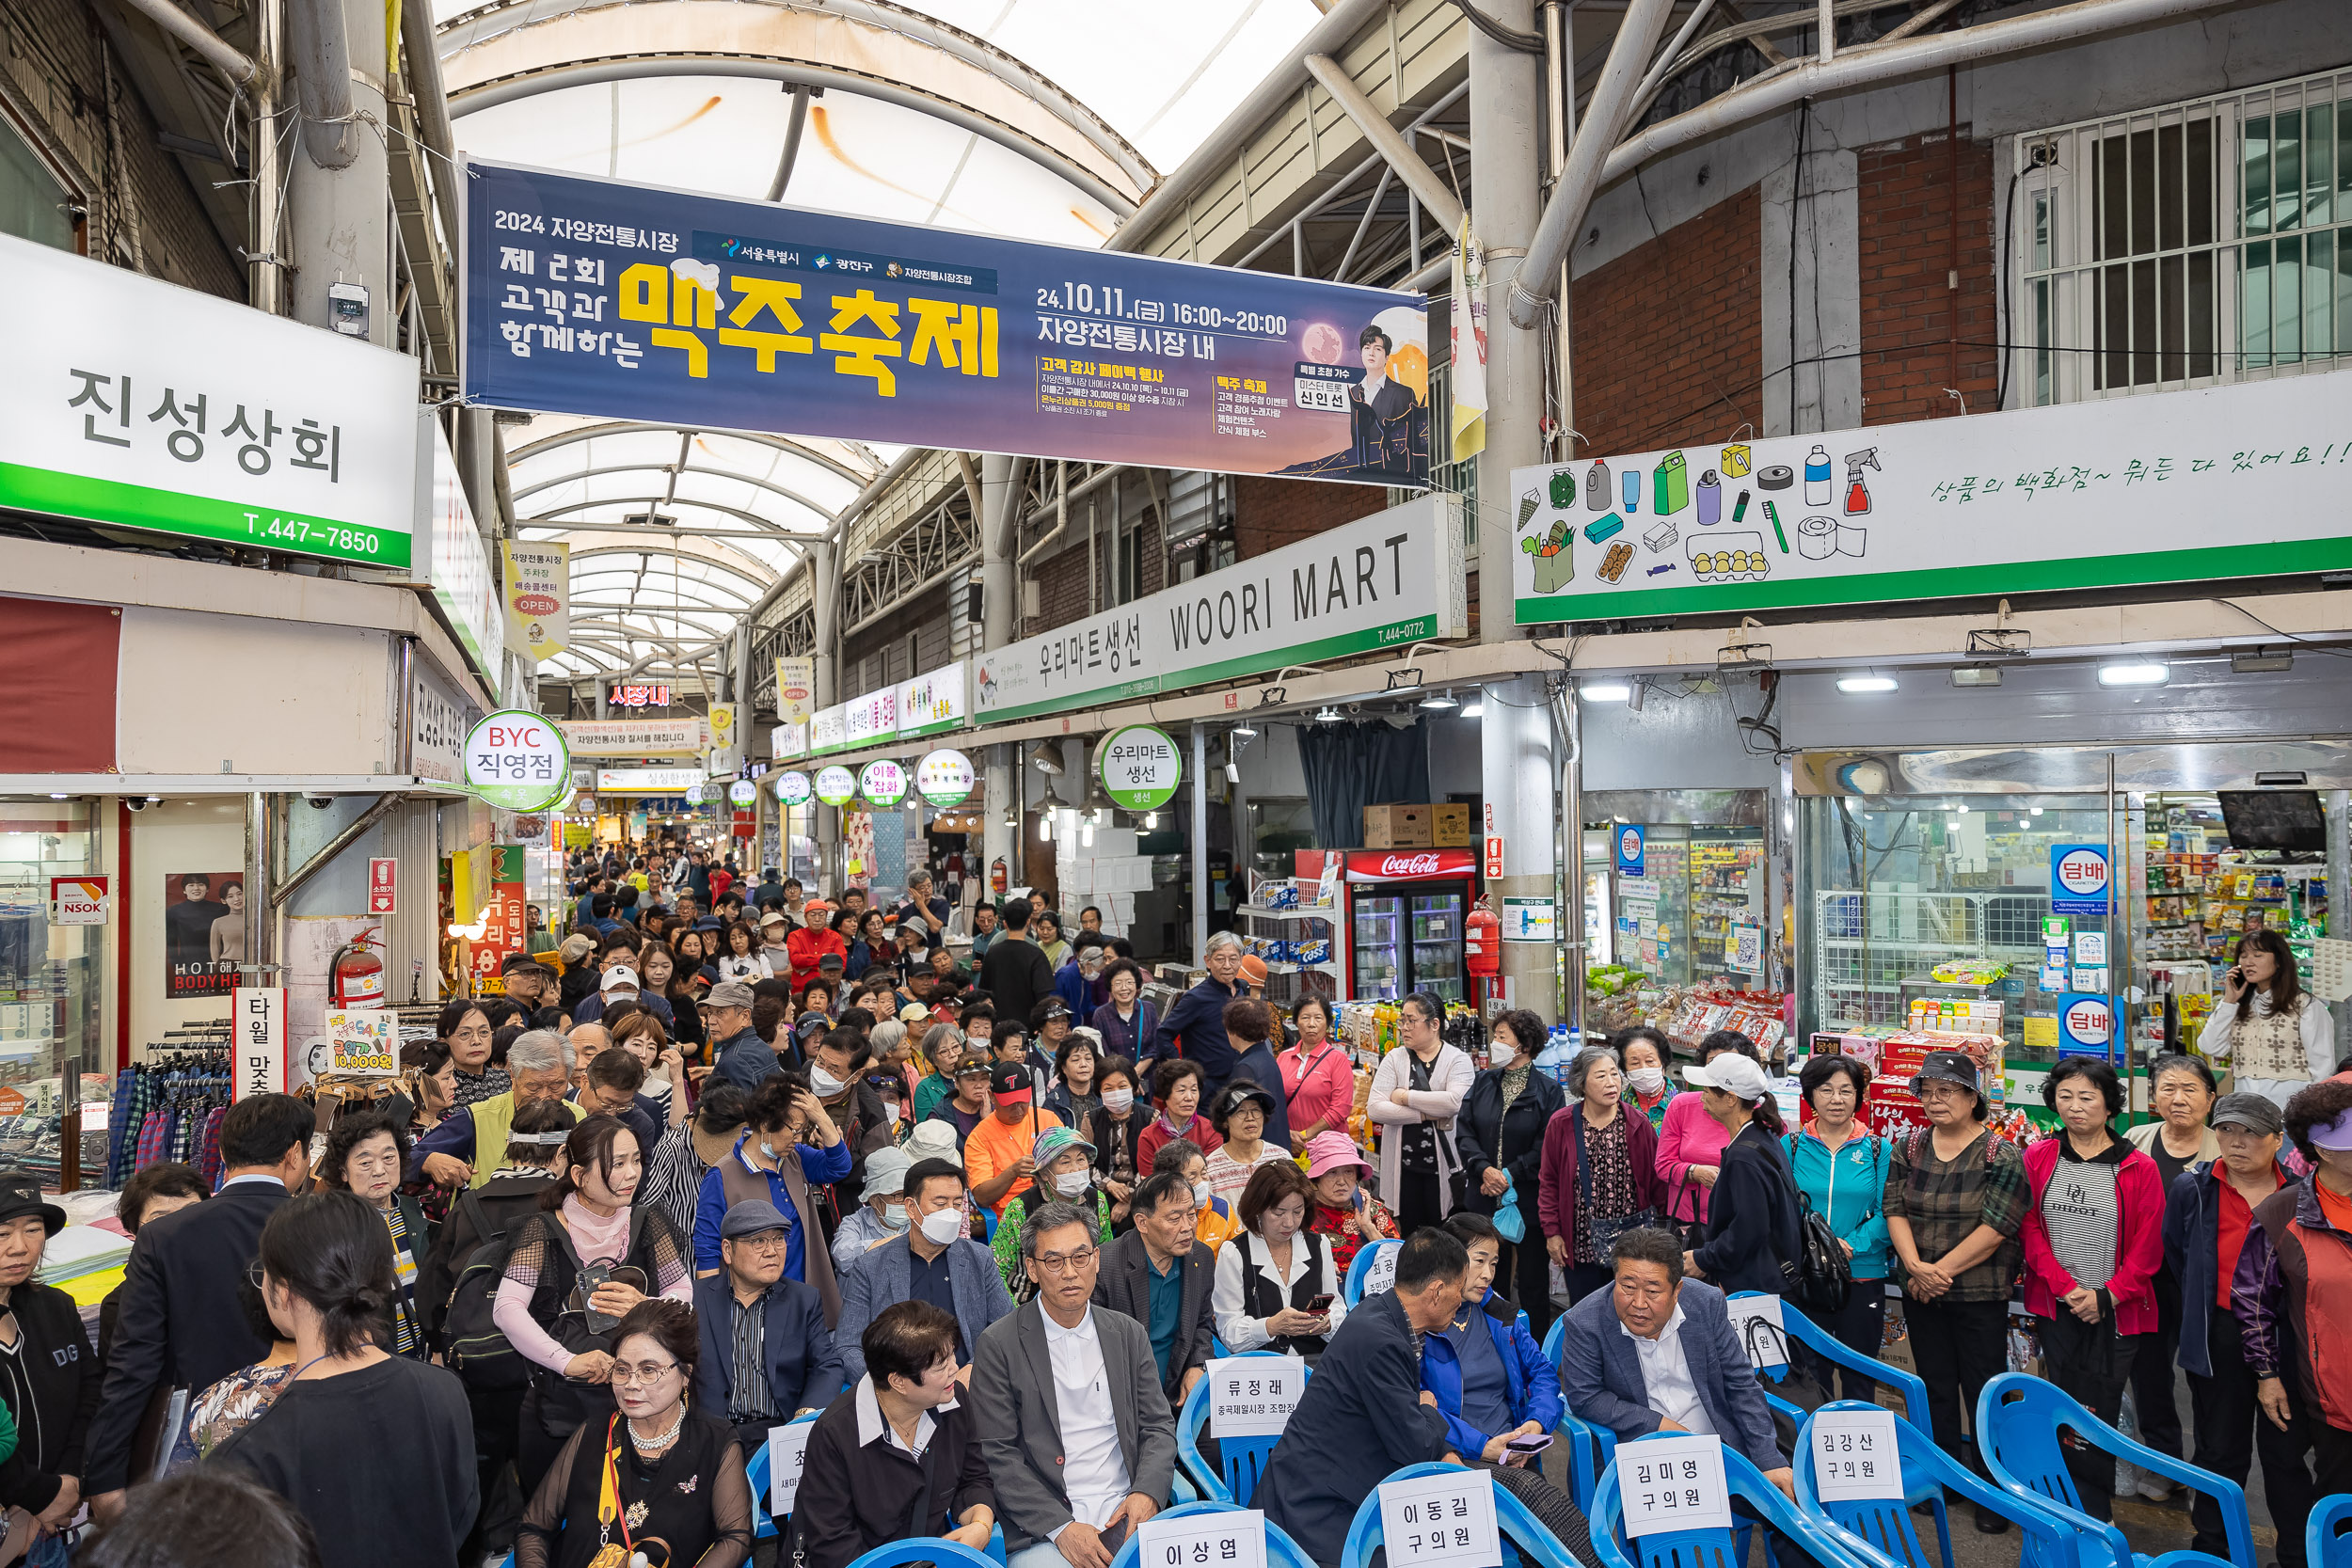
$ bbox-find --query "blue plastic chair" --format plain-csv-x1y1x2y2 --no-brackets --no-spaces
1796,1402,2069,1568
1340,1460,1586,1568
2308,1492,2352,1568
1587,1433,1884,1568
1342,1239,1400,1307
1723,1290,1931,1429
745,1411,823,1543
845,1540,1000,1568
1177,1349,1312,1504
1108,1500,1322,1568
1540,1316,1618,1513
1978,1372,2257,1568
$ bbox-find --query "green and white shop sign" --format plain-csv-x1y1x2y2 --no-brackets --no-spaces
1098,724,1183,811
0,232,421,570
1510,371,2352,623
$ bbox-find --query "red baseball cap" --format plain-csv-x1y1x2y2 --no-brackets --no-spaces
988,1061,1033,1103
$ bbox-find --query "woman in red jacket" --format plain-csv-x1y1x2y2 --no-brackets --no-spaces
1538,1044,1667,1305
2020,1054,2163,1523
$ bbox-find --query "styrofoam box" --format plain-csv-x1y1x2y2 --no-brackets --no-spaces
1090,828,1139,858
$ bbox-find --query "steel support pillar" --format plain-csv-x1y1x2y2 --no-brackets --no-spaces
1190,722,1210,963
980,454,1020,895
1471,0,1562,1021
285,0,392,344
812,539,841,893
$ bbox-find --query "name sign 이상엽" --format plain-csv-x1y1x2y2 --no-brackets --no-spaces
1206,1355,1307,1439
1137,1509,1268,1568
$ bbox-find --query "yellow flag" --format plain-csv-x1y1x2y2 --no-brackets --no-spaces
1448,215,1489,464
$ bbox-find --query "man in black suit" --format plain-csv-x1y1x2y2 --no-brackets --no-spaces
163,875,228,987
1091,1170,1216,1408
87,1092,315,1522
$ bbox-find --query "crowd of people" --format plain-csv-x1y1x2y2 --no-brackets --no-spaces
31,847,2352,1568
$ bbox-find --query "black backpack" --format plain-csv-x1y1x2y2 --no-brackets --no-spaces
1781,1190,1854,1315
440,1189,541,1390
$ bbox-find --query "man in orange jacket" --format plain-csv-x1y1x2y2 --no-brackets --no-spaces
786,898,849,989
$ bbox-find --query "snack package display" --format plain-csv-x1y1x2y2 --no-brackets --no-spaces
1597,541,1635,582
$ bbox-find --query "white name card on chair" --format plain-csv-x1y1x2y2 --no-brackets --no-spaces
1376,1466,1500,1568
1726,1294,1789,1369
1810,1406,1904,1502
1361,1243,1399,1297
1138,1506,1268,1568
768,1421,814,1515
1207,1356,1308,1439
1620,1433,1735,1536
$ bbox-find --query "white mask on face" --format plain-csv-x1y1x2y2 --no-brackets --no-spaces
1487,1037,1517,1066
1193,1180,1216,1208
882,1202,909,1230
1627,1067,1667,1095
808,1066,847,1098
919,1207,965,1246
1102,1089,1135,1116
1054,1170,1093,1198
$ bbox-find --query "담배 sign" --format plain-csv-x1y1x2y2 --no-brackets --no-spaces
2059,993,2115,1055
324,1009,399,1077
774,769,812,806
1376,1465,1500,1568
1508,372,2352,624
231,988,286,1099
2050,844,2111,916
464,161,1431,490
1098,724,1182,811
767,1420,813,1515
1206,1355,1307,1439
915,749,974,807
814,766,858,807
465,709,569,810
1810,1406,1905,1502
1138,1508,1268,1568
1616,824,1645,878
859,759,907,808
1359,1241,1399,1297
1619,1433,1735,1536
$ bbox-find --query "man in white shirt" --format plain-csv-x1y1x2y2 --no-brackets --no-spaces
970,1201,1176,1568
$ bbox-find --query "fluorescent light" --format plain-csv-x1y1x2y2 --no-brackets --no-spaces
1039,814,1053,842
1581,683,1634,703
2030,807,2044,816
1313,706,1343,723
1143,812,1157,829
1418,691,1459,709
1950,666,2003,688
1836,674,1899,693
2098,661,2169,687
1081,820,1094,847
1231,724,1259,738
1460,701,1483,718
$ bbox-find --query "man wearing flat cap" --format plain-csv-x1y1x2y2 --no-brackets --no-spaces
692,1198,843,1456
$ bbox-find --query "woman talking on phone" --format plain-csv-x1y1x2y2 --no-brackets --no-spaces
2204,928,2335,1106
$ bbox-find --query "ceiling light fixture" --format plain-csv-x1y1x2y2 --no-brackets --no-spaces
1460,700,1483,718
2097,660,2169,687
2232,647,2295,673
1032,751,1064,775
1231,724,1259,738
1418,690,1458,709
1581,682,1633,703
1950,666,2004,688
1836,673,1899,694
1313,705,1343,723
1385,667,1424,694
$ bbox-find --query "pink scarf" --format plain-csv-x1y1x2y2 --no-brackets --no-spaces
562,1194,631,1264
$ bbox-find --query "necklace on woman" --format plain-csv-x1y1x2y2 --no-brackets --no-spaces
628,1406,686,1455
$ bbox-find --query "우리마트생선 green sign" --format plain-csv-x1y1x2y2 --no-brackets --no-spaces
1098,724,1182,812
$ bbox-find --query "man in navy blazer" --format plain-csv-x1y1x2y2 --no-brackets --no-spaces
834,1159,1015,1381
1559,1226,1796,1499
693,1199,845,1454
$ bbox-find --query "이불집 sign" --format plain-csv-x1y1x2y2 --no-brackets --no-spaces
1510,372,2352,623
976,496,1466,722
464,161,1432,489
0,233,421,569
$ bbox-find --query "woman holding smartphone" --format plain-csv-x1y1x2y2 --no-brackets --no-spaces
2204,928,2335,1106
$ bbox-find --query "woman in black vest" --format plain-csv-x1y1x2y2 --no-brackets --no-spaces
0,1172,100,1544
490,1115,694,1499
1212,1161,1344,1362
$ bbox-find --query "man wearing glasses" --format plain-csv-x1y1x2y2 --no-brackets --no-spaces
972,1201,1174,1568
691,1198,844,1457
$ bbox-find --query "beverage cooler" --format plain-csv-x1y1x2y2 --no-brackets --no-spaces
1297,849,1480,1005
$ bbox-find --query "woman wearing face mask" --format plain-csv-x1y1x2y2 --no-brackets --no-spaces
317,1108,432,1360
1279,996,1355,1156
831,1147,915,1275
495,1116,695,1499
1458,1008,1566,1341
1202,1083,1290,1207
1087,1058,1149,1211
0,1172,99,1548
1089,959,1158,1064
2204,928,2335,1107
1539,1046,1666,1306
989,1126,1122,1294
1214,1160,1344,1361
1617,1027,1677,1132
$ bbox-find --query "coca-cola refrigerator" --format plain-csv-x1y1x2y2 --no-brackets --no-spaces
1295,848,1479,1005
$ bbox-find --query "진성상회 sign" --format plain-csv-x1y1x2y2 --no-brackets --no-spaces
464,161,1432,489
0,233,420,569
1509,372,2352,623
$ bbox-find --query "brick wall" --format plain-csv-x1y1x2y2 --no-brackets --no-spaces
1856,127,1998,424
1232,475,1389,559
1570,182,1765,458
1,0,242,297
1024,509,1165,637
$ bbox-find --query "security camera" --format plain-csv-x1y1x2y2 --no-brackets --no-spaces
305,794,335,809
122,797,151,812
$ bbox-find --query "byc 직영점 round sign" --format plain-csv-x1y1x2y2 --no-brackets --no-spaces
915,749,975,807
465,709,570,811
859,759,908,808
1098,724,1183,812
774,770,812,805
814,766,858,807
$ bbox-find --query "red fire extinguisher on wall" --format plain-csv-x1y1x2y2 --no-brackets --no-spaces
991,857,1009,896
1465,898,1501,979
330,927,387,1008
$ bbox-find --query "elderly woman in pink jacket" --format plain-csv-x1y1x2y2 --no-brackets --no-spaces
1655,1031,1759,1227
1368,990,1476,1233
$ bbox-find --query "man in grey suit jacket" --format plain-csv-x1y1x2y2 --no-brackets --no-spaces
1558,1225,1794,1490
971,1199,1176,1568
836,1157,1014,1381
1090,1171,1216,1406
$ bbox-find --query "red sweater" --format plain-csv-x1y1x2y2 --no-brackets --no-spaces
2019,1134,2165,1333
785,927,848,990
1537,1102,1667,1258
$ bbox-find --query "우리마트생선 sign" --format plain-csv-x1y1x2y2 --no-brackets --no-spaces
464,160,1432,491
1098,724,1182,811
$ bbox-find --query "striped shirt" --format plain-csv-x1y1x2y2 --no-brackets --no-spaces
644,1123,714,1240
386,1207,422,1355
729,1288,777,1425
2042,1145,2122,1291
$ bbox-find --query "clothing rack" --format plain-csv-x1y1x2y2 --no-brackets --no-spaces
106,1034,231,1191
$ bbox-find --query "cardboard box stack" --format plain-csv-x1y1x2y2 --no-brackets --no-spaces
1056,816,1151,937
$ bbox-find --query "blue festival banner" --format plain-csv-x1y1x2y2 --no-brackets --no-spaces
462,160,1430,486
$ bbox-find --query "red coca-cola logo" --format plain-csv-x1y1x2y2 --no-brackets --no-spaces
1345,847,1475,881
1379,853,1443,876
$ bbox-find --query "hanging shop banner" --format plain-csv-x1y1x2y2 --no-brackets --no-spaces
844,688,898,747
0,233,420,569
771,721,807,761
860,759,908,808
915,749,975,807
502,541,569,660
421,414,505,679
464,709,568,810
814,765,858,807
597,767,705,793
810,705,849,755
898,661,967,738
773,656,816,730
561,717,709,756
463,160,1430,488
727,780,758,806
975,494,1467,722
707,702,742,770
231,987,287,1099
1509,372,2352,624
774,769,812,805
1098,724,1182,811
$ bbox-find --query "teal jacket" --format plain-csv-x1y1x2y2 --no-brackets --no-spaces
1784,1127,1892,1280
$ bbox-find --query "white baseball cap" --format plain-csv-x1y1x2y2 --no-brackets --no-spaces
1683,1053,1772,1101
600,965,641,993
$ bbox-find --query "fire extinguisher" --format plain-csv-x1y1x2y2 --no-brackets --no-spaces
330,927,387,1008
991,857,1009,896
1465,898,1501,979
